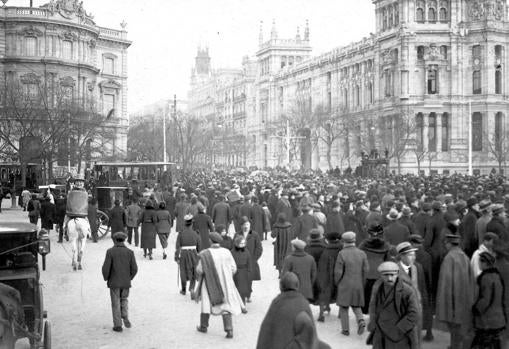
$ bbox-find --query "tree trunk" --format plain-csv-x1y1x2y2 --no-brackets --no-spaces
397,157,401,175
416,156,421,175
326,144,332,170
21,161,27,188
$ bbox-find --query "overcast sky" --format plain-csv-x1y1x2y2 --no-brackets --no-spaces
10,0,375,112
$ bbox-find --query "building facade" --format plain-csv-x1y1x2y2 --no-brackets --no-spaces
189,0,509,174
0,0,130,177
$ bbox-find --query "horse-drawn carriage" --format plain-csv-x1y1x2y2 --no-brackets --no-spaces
0,223,51,349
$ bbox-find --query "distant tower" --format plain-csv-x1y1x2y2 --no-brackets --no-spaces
304,20,310,41
270,19,277,40
195,47,211,75
296,26,301,42
259,21,264,45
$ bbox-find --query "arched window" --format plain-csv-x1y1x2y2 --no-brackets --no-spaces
383,8,388,30
440,45,448,60
394,4,399,25
416,8,425,22
388,6,394,28
428,8,437,22
417,46,425,60
439,7,447,21
496,69,502,94
416,113,424,151
472,112,483,151
62,40,73,60
473,70,482,94
442,113,449,151
428,113,437,151
367,81,373,104
495,112,504,151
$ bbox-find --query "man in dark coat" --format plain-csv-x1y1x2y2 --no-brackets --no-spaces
436,234,475,349
460,197,479,258
174,194,190,234
325,201,345,236
236,217,263,302
101,232,138,332
398,207,416,236
367,261,420,349
294,205,318,241
282,239,317,302
108,199,126,235
211,194,231,229
256,272,330,349
383,208,410,246
250,196,267,239
55,194,67,242
412,202,431,237
424,201,446,299
359,223,395,314
487,204,508,243
193,203,214,252
40,196,56,233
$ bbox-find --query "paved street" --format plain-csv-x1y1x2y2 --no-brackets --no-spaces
1,199,449,349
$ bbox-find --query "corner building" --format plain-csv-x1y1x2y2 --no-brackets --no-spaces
0,0,130,172
189,1,509,174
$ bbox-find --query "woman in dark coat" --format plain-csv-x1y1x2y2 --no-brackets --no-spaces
316,231,343,321
39,196,55,232
155,202,172,259
472,252,507,349
236,217,263,302
231,235,251,309
27,194,40,225
271,213,293,275
192,203,214,251
140,200,158,259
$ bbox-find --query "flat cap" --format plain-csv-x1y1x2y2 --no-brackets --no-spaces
209,232,223,243
378,261,400,275
341,231,356,243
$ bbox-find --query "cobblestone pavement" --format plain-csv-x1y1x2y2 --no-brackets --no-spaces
1,200,449,349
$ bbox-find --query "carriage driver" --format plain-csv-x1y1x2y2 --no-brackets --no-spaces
64,174,91,270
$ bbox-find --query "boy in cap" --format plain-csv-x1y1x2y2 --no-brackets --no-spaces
471,232,497,278
334,231,369,336
436,233,476,349
101,231,138,332
367,261,420,348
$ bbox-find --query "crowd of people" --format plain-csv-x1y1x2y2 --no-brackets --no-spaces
21,167,509,348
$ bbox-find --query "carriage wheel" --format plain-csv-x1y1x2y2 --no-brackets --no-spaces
43,320,51,349
96,210,110,240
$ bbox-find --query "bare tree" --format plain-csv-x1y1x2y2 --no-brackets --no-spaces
485,129,509,174
313,105,349,170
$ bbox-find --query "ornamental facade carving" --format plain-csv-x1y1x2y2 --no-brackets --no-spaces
18,26,43,37
20,73,41,85
469,0,504,21
42,0,95,24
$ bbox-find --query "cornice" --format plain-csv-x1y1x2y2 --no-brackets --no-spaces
1,56,100,73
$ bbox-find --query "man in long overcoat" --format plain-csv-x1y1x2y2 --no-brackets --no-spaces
325,201,345,236
317,231,343,322
275,191,293,224
460,197,479,258
193,204,214,252
174,193,190,234
334,231,369,336
211,194,231,229
250,196,267,238
436,233,475,349
424,201,446,299
108,199,126,235
282,239,317,302
367,261,420,349
256,272,330,349
293,205,318,241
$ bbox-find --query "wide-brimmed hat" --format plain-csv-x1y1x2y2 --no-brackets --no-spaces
386,208,402,221
396,241,417,255
368,224,384,236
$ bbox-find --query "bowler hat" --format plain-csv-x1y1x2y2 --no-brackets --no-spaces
309,229,321,240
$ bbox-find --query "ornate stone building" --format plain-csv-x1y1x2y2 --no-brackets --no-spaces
0,0,130,175
189,0,509,174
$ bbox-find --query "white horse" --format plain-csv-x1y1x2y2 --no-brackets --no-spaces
66,217,90,271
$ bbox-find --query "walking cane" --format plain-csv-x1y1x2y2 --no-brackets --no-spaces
177,259,180,289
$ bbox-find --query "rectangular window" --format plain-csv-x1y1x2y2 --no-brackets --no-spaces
104,57,115,75
472,112,483,151
495,112,503,152
441,113,449,151
473,70,482,94
428,113,437,151
496,69,502,94
427,69,438,94
103,94,115,115
62,40,73,60
416,113,424,151
25,37,36,56
473,45,482,58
